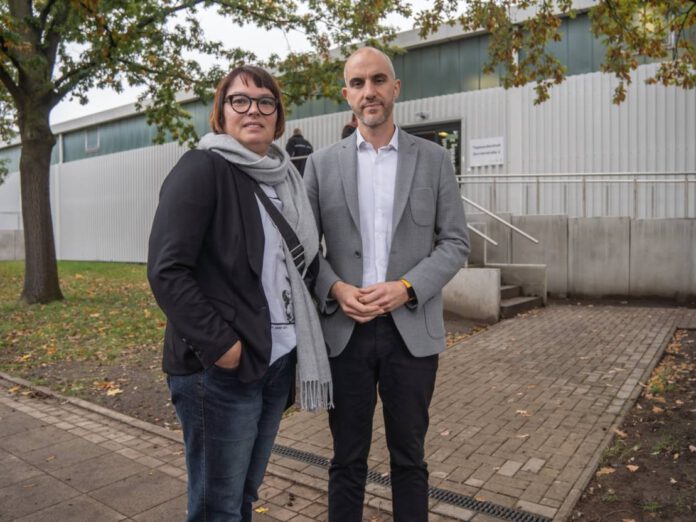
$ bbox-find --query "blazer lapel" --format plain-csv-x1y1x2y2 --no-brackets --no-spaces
236,169,264,277
392,130,418,231
338,137,361,233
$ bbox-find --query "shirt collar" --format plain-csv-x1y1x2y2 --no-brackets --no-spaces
356,125,399,152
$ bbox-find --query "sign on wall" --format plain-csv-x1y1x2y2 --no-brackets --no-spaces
469,137,505,167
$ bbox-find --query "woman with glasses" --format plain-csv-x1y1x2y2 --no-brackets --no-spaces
147,65,332,522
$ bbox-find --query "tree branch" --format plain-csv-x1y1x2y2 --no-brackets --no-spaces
39,0,61,30
0,63,21,101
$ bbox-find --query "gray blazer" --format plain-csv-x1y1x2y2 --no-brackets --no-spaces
305,130,470,358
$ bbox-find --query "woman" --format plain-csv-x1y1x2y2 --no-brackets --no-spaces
147,65,332,522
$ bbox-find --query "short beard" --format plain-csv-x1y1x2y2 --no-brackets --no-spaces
356,101,393,129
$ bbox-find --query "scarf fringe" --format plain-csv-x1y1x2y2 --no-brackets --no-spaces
300,380,334,411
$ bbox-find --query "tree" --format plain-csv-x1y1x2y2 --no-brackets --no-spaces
417,0,695,104
2,1,693,304
0,0,410,304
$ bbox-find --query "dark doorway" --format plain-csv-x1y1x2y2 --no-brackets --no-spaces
403,121,461,174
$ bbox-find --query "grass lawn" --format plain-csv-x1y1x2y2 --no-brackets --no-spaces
0,260,164,373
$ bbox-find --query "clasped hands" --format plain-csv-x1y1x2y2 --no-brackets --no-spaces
330,280,409,323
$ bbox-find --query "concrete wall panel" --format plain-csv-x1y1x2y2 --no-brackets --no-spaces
0,230,24,260
511,215,569,296
467,212,513,263
443,268,500,323
568,217,630,296
630,219,696,298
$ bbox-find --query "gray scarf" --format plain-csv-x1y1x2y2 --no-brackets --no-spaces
198,132,332,411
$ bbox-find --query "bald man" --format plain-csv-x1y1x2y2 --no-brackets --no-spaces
305,47,469,521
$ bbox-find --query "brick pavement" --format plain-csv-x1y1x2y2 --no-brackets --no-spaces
1,302,694,521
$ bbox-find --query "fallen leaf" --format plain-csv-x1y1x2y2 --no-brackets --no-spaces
596,467,616,477
45,455,56,462
613,428,628,438
254,507,269,514
515,409,532,417
516,433,530,439
626,465,639,472
652,406,664,414
440,429,450,436
106,387,123,397
673,453,680,460
670,478,677,484
7,386,21,394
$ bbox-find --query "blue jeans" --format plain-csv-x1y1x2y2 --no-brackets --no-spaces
169,352,294,522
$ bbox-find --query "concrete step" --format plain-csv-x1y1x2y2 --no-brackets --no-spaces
500,295,544,319
500,284,521,300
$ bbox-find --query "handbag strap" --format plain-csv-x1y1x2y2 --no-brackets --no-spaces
251,182,306,274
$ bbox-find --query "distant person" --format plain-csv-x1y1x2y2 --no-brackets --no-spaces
148,65,332,522
285,128,313,175
341,113,358,139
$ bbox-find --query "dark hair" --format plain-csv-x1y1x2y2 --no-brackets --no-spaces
209,65,286,140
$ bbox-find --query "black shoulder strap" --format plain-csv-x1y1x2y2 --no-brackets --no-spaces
250,182,306,274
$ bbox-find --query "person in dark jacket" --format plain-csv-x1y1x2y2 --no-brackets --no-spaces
285,128,313,175
147,65,332,522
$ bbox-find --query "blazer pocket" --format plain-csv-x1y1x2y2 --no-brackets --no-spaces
409,188,435,226
424,297,445,339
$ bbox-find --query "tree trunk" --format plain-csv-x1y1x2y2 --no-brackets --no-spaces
18,105,63,304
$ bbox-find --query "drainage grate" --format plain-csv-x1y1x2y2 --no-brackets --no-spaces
272,444,550,522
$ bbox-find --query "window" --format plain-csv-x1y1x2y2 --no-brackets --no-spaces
85,127,100,153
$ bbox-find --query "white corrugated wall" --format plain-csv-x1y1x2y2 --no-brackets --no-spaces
285,63,695,219
49,142,188,262
0,64,693,262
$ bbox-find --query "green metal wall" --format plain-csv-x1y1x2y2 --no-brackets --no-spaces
62,100,212,163
289,13,606,118
0,144,60,172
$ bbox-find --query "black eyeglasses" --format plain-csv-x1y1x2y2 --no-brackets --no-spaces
225,94,278,115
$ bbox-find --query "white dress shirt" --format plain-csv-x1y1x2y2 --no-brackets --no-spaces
355,127,399,287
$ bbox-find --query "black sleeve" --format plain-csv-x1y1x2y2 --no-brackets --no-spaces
147,150,239,368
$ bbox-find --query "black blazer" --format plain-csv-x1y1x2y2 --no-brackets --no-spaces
147,149,272,382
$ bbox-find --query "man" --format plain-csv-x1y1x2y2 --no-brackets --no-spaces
304,47,469,521
285,127,313,175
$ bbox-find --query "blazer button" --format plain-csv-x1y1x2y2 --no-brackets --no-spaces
354,251,362,258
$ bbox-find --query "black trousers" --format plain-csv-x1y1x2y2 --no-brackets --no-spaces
327,315,439,522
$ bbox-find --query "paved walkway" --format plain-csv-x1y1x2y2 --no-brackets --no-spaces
1,303,695,521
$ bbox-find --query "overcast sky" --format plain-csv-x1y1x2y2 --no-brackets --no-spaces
50,3,428,125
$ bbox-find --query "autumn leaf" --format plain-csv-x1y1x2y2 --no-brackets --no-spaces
516,409,532,417
8,385,21,394
612,428,628,438
106,387,123,396
626,465,639,472
652,406,664,414
596,467,616,477
254,507,269,514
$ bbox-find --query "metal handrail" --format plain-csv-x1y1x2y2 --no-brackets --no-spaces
462,196,539,244
467,224,499,246
457,171,695,219
457,171,696,179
